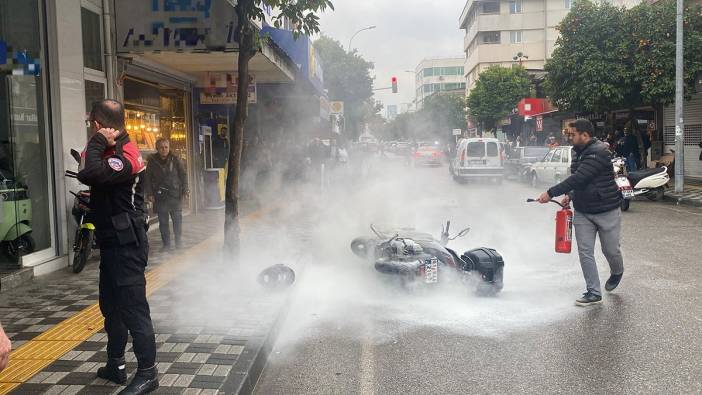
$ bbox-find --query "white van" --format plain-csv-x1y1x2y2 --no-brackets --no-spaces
450,138,505,182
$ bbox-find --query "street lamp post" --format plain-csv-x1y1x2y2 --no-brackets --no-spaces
674,0,684,192
348,25,377,52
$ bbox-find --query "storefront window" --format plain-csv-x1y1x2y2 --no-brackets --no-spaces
1,0,54,265
124,78,191,209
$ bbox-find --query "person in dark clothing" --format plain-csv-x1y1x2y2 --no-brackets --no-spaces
146,139,188,251
537,119,624,307
78,99,158,395
620,128,640,172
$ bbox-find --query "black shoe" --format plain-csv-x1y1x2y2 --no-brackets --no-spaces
97,357,127,385
118,366,159,395
575,292,602,307
605,273,623,292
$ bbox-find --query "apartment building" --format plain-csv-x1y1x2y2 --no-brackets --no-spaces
414,57,466,108
460,0,574,91
460,0,645,92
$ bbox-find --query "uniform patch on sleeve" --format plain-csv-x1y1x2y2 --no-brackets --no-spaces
108,157,124,171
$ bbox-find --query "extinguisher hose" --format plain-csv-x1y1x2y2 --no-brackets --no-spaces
526,198,569,208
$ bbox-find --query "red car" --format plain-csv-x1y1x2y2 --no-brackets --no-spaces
412,146,443,167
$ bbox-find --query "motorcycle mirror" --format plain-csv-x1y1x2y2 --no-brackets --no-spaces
70,149,81,164
456,228,470,237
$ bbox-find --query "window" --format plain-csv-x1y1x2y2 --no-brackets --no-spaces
81,7,103,71
564,0,572,9
84,80,105,136
433,83,441,92
467,142,486,157
509,0,522,13
423,68,434,77
551,149,562,163
482,31,501,44
423,84,433,94
562,151,570,163
510,31,523,44
481,2,500,13
487,142,499,157
543,150,555,162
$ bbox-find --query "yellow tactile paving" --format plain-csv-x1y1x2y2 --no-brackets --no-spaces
0,206,278,394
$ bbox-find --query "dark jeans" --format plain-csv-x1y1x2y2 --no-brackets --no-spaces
157,200,182,247
99,237,156,369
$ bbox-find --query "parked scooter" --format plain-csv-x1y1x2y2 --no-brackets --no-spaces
612,157,669,211
0,172,35,263
65,149,96,273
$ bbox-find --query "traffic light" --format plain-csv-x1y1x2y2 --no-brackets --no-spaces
391,76,398,93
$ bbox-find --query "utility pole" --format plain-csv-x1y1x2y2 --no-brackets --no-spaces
674,0,684,193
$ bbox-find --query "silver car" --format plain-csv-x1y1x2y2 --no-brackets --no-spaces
528,146,573,187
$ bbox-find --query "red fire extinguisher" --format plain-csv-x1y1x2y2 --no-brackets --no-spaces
527,198,573,254
554,203,573,254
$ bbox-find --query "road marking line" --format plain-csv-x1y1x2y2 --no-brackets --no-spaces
359,317,375,395
0,206,279,395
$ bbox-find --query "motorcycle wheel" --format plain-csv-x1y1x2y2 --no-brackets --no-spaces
4,234,35,263
621,199,630,212
646,187,664,202
72,229,94,274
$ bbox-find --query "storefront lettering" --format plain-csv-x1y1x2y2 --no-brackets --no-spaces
116,0,238,53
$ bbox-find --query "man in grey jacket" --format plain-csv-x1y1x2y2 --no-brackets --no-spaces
537,119,624,306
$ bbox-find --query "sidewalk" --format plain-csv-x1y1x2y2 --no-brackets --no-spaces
665,179,702,208
0,201,312,394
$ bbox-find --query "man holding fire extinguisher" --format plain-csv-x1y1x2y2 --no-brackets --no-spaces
537,119,624,306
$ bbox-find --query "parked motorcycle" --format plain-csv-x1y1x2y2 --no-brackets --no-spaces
0,172,35,263
612,157,669,211
65,149,96,273
351,221,504,295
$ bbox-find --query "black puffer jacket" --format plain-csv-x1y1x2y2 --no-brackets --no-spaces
548,138,621,214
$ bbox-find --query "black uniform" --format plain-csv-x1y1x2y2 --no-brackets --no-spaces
77,132,156,370
145,153,188,247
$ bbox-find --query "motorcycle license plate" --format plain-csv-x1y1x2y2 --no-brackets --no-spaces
615,177,631,189
622,189,634,198
424,258,438,284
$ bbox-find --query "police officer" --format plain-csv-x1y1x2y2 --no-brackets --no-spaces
78,99,159,394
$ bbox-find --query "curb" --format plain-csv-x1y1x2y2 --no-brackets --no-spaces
663,195,702,208
222,294,293,394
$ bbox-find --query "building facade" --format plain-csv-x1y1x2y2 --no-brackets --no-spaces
414,58,466,109
460,0,573,91
0,0,327,286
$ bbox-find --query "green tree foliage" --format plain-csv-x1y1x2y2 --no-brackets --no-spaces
628,0,702,106
544,0,702,113
226,0,333,258
313,35,376,139
467,65,533,128
380,93,466,142
543,0,631,113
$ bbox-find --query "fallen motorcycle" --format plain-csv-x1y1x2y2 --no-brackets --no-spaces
351,222,504,295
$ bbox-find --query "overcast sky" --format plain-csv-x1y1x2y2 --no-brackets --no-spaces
317,0,466,115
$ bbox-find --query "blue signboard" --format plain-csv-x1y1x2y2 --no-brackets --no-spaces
261,26,324,94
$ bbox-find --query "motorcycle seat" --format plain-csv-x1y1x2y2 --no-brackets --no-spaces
628,167,666,186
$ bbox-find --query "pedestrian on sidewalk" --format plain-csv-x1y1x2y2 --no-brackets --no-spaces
0,322,10,372
79,99,158,394
537,119,624,307
146,138,189,251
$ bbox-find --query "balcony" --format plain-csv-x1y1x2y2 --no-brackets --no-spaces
463,11,548,49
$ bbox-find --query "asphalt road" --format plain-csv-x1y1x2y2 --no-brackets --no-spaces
254,159,702,395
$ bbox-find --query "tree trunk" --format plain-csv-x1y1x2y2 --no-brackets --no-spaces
224,2,256,262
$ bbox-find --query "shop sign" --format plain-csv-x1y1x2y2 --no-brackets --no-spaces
115,0,238,53
199,72,256,105
330,101,344,115
452,129,462,136
536,115,543,132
